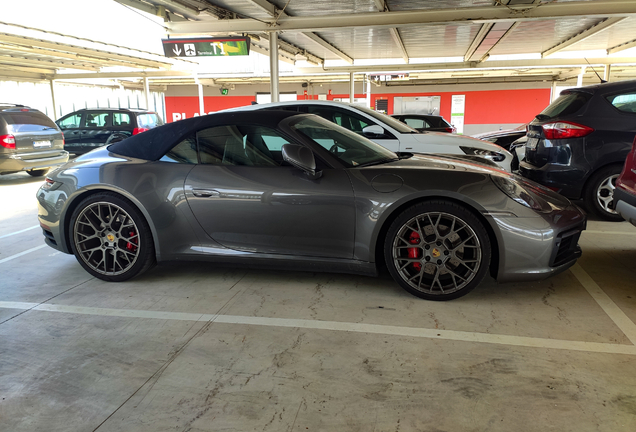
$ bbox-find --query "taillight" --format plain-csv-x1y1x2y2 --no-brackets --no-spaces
0,134,16,149
444,127,453,133
542,121,594,140
133,127,149,135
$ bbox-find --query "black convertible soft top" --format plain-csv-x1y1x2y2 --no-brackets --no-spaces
108,109,300,161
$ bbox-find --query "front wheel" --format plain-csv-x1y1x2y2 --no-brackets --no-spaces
69,192,156,281
584,165,623,221
384,200,491,301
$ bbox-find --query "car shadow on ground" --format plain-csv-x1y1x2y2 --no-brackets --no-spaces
0,172,47,186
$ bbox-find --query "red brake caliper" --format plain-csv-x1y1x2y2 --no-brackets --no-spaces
126,230,138,252
408,231,422,272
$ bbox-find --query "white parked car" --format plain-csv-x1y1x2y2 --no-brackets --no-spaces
226,100,513,171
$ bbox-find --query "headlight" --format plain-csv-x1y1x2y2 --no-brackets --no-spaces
491,175,552,213
460,146,505,162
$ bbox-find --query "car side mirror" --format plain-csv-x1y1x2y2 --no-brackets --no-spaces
282,144,322,179
362,125,386,138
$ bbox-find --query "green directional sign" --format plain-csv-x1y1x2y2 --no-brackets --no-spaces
162,37,250,58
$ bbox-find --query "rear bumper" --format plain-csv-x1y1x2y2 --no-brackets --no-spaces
614,188,636,227
518,160,585,199
0,150,69,174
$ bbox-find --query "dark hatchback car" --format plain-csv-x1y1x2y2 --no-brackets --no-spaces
0,104,68,177
56,108,163,155
519,80,636,220
391,114,456,133
614,136,636,226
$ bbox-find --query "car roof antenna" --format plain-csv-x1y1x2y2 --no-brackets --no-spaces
585,58,607,83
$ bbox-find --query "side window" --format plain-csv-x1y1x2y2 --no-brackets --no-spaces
58,113,81,129
606,93,636,114
136,113,157,128
83,112,109,128
307,106,371,134
113,112,131,127
197,124,284,167
160,135,198,164
403,118,427,129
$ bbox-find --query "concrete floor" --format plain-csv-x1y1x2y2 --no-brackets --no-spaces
1,171,636,432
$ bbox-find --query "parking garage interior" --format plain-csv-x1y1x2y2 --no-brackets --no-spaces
2,1,636,431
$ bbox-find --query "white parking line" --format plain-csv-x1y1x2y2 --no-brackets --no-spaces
584,230,636,236
0,225,39,239
1,301,635,356
570,263,636,345
0,245,47,265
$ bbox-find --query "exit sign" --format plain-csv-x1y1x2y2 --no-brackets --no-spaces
162,37,250,58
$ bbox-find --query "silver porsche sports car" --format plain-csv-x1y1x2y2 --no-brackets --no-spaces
36,110,586,301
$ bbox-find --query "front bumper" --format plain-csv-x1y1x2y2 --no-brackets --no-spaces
0,150,69,175
487,204,586,283
518,160,586,199
614,187,636,227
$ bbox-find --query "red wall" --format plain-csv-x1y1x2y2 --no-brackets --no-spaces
165,88,550,125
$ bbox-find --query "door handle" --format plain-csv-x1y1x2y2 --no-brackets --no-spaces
192,189,220,198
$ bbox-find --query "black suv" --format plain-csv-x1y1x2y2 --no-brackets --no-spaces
519,80,636,220
0,104,68,177
56,108,164,155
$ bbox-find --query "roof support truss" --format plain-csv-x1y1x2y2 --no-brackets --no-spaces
245,0,348,64
373,0,409,63
607,38,636,54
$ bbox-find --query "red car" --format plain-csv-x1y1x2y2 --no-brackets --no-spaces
614,136,636,226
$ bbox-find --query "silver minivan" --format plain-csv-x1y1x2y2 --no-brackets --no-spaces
0,104,68,176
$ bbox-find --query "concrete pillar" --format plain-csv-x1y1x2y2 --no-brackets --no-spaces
349,72,355,103
143,76,150,109
198,83,204,115
49,79,58,119
366,74,371,109
551,80,558,102
269,32,279,103
604,64,612,82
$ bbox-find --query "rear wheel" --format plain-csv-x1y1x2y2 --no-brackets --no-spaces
384,200,491,301
584,165,623,221
69,192,155,281
26,168,49,177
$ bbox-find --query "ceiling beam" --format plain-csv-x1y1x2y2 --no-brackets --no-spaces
542,17,627,57
373,0,409,63
53,70,193,80
113,0,187,22
0,55,99,71
607,38,636,54
297,56,636,74
244,0,344,64
464,23,494,62
168,0,636,34
0,33,173,69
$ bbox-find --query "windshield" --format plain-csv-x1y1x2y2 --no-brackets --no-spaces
290,116,398,168
353,105,419,134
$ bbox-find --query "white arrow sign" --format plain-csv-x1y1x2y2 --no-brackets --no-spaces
173,45,182,56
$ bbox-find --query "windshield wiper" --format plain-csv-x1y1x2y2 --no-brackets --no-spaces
355,157,399,167
535,114,551,121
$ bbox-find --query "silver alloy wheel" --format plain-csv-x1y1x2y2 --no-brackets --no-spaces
596,174,619,215
392,211,482,295
73,202,140,276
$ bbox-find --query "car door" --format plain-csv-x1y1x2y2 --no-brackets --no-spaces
182,122,356,258
304,105,401,152
81,111,112,150
56,112,83,152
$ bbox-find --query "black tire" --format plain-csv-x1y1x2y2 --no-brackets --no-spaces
69,192,156,281
384,200,491,301
583,165,623,221
26,168,49,177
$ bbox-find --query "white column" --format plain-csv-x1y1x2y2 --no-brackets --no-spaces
604,64,612,82
269,32,279,103
551,80,558,102
349,72,355,103
577,67,586,87
49,79,58,119
198,83,204,115
143,76,150,109
366,74,371,109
